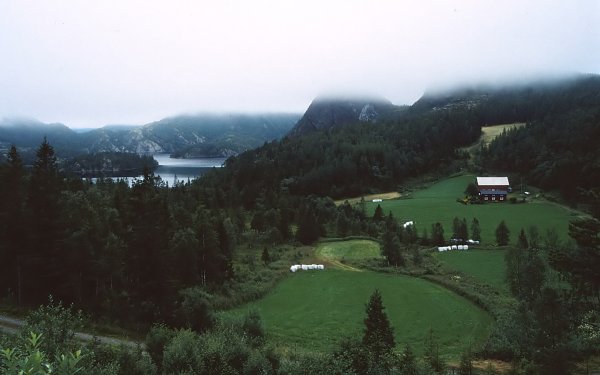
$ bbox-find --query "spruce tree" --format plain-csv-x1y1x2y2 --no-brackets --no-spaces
495,220,510,246
431,222,445,246
362,289,395,357
471,218,481,242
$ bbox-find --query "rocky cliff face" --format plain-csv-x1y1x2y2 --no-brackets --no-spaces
288,96,397,136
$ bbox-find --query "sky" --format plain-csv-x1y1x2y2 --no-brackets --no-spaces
0,0,598,128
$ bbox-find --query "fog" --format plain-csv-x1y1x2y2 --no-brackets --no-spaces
0,0,598,127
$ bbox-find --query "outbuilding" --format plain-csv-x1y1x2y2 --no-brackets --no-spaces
477,176,510,202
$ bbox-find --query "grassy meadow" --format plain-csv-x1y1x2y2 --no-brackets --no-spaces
367,174,581,244
316,239,382,261
435,249,507,291
229,268,492,359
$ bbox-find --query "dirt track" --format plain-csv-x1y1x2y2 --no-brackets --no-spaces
0,314,142,348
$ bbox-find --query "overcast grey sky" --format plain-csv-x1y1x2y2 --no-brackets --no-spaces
1,0,598,128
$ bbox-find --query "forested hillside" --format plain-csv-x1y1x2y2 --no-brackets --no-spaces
199,75,600,205
479,75,600,213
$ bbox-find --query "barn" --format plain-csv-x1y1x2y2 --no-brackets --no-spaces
477,176,510,202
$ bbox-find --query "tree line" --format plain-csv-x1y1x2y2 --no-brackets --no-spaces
0,140,237,329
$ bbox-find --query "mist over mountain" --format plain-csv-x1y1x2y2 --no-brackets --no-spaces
0,113,301,159
288,96,405,136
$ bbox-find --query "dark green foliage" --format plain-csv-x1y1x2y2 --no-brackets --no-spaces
431,222,445,246
373,204,384,221
517,228,529,249
261,247,270,265
471,218,481,242
398,344,419,375
424,329,444,373
495,220,510,246
296,206,321,245
480,76,600,204
362,290,395,358
0,145,26,304
145,323,176,372
459,346,473,375
465,182,479,197
22,297,83,358
63,152,158,178
549,217,600,309
381,228,403,267
175,287,215,333
452,217,468,241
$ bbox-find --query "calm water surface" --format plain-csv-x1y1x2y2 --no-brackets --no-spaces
90,154,227,185
153,154,226,184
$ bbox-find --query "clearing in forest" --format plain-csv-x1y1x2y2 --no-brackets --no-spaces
368,174,579,244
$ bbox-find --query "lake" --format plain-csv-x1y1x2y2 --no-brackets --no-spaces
152,154,227,184
88,154,227,185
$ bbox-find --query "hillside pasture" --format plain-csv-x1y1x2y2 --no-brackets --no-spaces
368,174,580,245
316,239,382,261
436,248,507,291
229,268,492,358
334,191,401,206
481,123,525,146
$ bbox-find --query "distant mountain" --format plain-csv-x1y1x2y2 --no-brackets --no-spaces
288,96,403,136
0,118,78,150
0,113,301,159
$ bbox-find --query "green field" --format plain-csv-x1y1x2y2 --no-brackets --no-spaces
436,249,507,291
368,174,581,244
316,239,382,261
229,268,492,358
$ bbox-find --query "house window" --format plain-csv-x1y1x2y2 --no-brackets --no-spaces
492,196,496,201
484,196,488,201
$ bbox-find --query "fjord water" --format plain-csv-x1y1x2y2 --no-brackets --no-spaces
152,154,226,184
89,154,226,185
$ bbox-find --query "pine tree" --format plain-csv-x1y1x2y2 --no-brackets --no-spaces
471,218,481,242
398,344,419,375
0,145,25,303
495,220,510,246
517,228,529,249
382,228,403,266
26,138,63,303
431,222,445,246
362,289,395,358
261,247,270,265
296,206,321,244
373,204,384,222
424,328,444,373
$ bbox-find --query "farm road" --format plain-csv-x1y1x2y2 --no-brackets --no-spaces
0,314,142,348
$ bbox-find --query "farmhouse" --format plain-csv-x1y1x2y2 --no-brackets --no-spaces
477,176,510,202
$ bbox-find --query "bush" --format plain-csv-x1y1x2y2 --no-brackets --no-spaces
145,323,176,371
162,329,203,374
175,287,215,333
22,296,84,358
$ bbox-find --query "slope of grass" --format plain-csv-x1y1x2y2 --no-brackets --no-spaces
228,268,492,359
436,249,507,291
369,174,580,244
315,239,382,261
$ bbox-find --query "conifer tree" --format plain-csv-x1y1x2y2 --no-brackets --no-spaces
471,218,481,242
362,289,395,358
495,220,510,246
